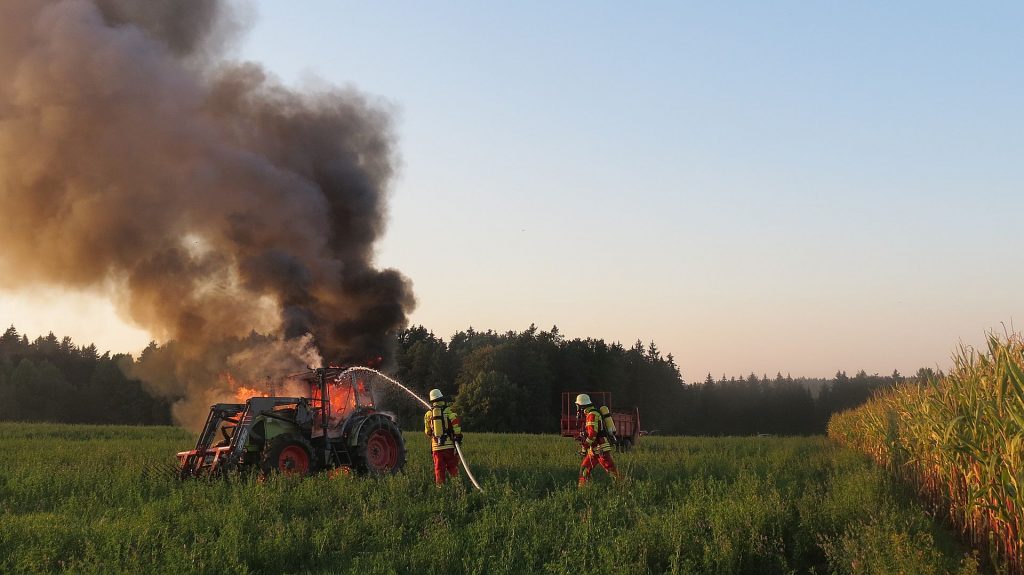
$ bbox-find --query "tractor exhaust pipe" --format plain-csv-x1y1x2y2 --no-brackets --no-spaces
316,368,331,466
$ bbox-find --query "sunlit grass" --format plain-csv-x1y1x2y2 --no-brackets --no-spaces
0,423,976,574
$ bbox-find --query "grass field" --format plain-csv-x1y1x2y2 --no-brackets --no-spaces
0,423,981,575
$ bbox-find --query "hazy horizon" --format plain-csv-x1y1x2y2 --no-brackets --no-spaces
0,286,1005,381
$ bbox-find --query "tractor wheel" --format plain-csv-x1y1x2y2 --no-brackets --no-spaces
352,415,407,475
260,433,317,477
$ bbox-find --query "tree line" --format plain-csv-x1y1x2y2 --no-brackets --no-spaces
389,324,941,435
0,323,940,434
0,326,172,424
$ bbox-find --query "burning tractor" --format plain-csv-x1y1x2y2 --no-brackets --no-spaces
177,367,406,478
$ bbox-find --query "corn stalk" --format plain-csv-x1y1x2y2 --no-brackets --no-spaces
829,333,1024,573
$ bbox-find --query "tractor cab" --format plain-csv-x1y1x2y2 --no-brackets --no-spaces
287,367,379,439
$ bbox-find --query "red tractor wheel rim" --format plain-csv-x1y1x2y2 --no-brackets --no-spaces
366,429,398,471
278,445,310,474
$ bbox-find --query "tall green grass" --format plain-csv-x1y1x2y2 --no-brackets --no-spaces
0,423,976,574
830,333,1024,574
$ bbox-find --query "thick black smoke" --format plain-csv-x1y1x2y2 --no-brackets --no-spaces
0,0,415,425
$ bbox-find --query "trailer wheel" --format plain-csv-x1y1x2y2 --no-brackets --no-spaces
353,415,407,475
618,438,633,452
261,433,317,476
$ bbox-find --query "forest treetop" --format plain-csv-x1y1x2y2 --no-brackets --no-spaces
0,324,935,433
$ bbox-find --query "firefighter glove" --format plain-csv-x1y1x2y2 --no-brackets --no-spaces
454,434,463,445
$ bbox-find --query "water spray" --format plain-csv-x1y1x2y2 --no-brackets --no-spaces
341,366,484,492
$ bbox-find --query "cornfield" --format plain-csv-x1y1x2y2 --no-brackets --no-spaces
829,332,1024,573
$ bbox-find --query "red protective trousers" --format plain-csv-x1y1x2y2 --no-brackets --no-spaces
432,449,460,485
578,451,620,486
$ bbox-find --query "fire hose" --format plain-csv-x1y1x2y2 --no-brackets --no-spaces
343,367,484,492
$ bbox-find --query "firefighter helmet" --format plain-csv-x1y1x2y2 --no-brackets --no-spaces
575,393,592,406
429,388,444,401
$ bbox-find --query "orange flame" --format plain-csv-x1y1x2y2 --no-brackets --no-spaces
234,385,268,402
220,372,269,403
220,371,370,425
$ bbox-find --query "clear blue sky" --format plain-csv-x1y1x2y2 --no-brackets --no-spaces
3,1,1021,380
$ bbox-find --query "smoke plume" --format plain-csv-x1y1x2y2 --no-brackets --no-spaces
0,0,415,426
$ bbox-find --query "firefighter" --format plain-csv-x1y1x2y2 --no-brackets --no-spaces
423,388,463,485
575,393,621,486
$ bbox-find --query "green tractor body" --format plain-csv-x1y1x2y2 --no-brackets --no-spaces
177,367,406,478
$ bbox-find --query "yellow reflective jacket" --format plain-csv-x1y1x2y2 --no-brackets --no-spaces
581,406,613,454
423,401,461,452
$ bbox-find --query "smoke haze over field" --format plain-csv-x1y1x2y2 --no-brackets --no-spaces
0,0,414,425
